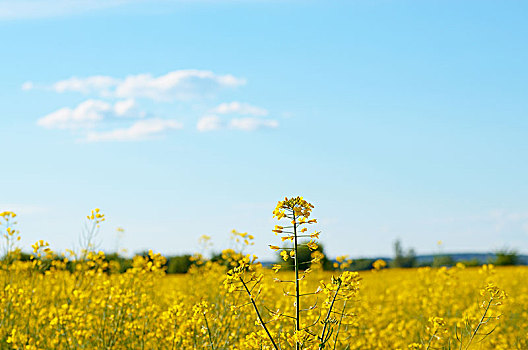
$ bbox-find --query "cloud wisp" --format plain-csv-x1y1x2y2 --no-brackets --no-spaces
37,99,143,130
85,118,183,142
229,117,278,131
25,70,246,101
198,101,277,131
38,99,112,130
196,115,278,132
52,76,119,96
212,101,268,116
37,98,181,142
196,115,222,132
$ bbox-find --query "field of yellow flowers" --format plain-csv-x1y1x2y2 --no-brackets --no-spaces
1,199,527,349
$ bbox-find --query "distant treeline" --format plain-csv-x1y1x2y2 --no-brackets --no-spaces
8,239,525,274
386,239,524,269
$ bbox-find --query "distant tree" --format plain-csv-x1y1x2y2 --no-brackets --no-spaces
105,252,133,273
432,255,455,267
459,258,481,267
167,254,193,274
210,252,225,265
348,258,376,271
492,249,519,266
210,250,246,268
17,252,33,262
417,260,433,268
390,239,417,268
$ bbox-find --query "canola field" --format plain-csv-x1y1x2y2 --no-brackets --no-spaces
1,258,526,349
1,199,527,349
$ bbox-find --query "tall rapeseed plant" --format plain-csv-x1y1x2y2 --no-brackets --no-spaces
224,196,361,350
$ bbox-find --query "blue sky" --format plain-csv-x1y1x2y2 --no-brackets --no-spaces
1,0,528,259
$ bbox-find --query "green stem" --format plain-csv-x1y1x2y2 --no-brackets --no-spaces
240,277,279,350
203,312,215,350
425,330,438,350
319,280,342,350
293,212,300,350
332,300,347,350
171,318,178,350
464,297,493,350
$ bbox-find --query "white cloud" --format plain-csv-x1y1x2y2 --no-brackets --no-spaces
197,115,223,132
52,76,119,95
198,115,279,132
21,81,34,90
113,99,143,117
85,118,183,142
37,99,145,130
229,117,278,131
212,101,268,116
37,99,112,130
114,70,246,101
28,69,276,140
29,70,246,101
